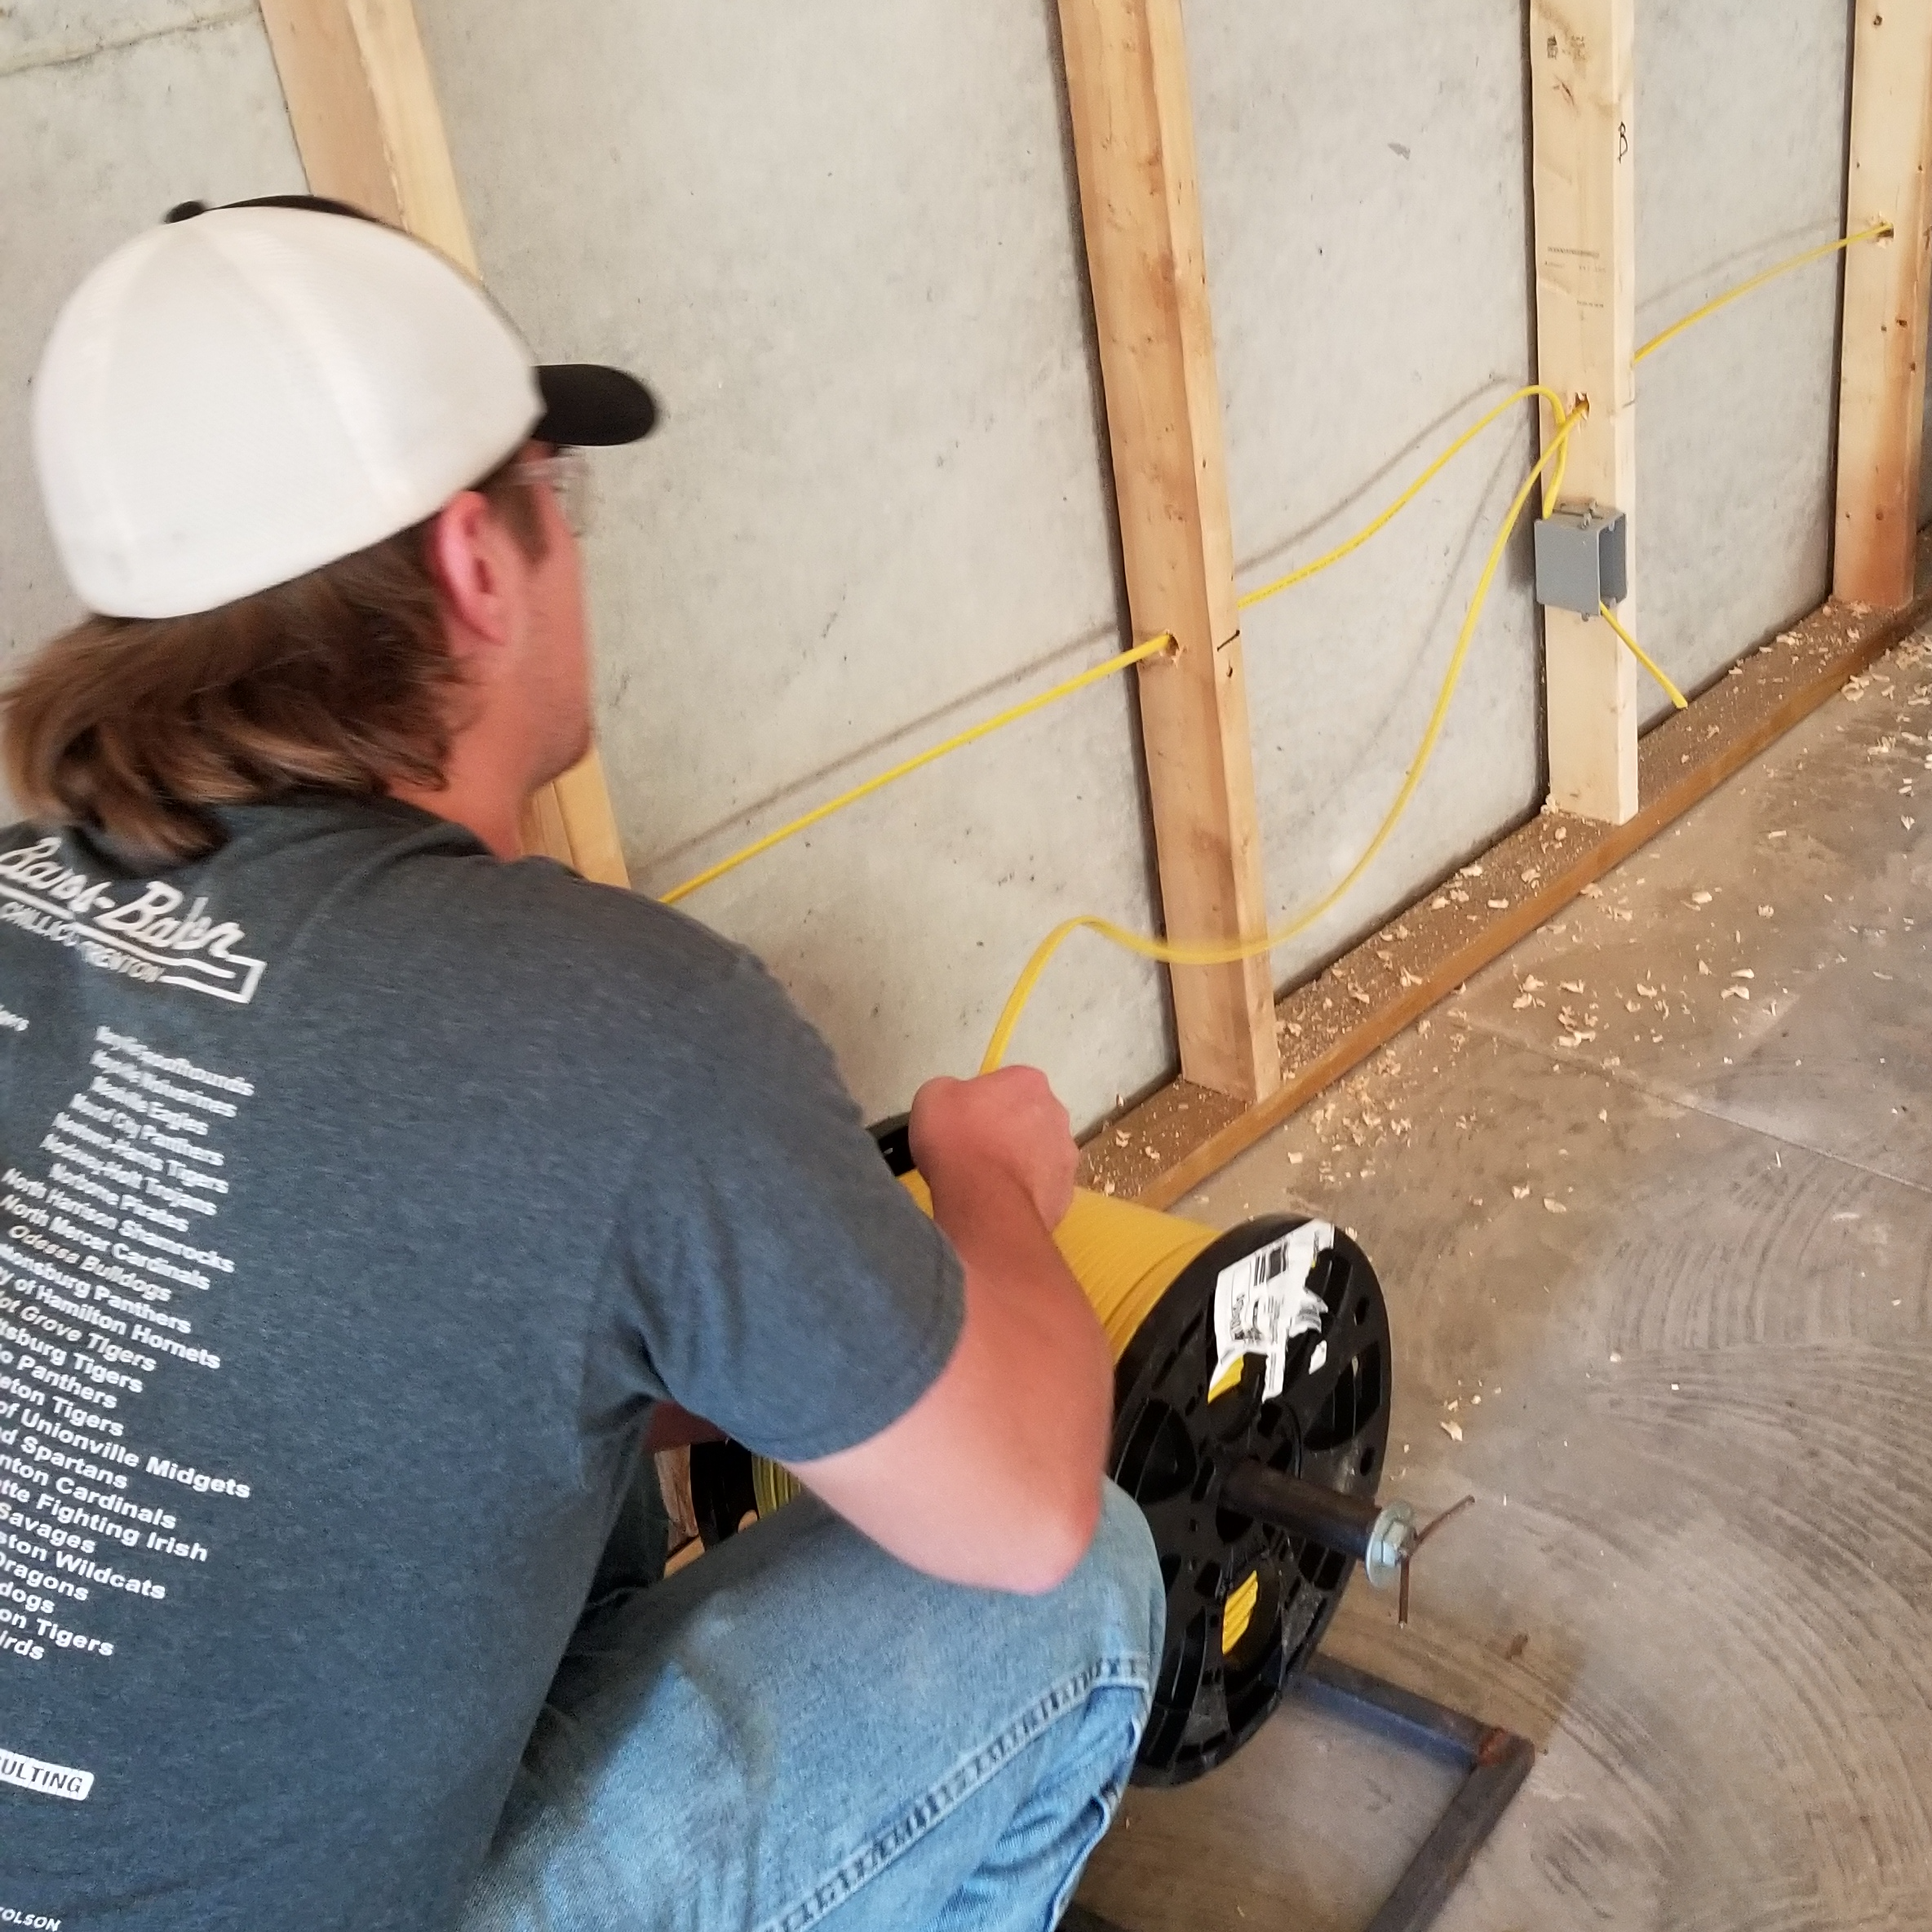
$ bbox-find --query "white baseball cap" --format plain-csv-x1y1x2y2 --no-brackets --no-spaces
32,196,657,620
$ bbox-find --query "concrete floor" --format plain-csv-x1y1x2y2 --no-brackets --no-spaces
1078,624,1932,1931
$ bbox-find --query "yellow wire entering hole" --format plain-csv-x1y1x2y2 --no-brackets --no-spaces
1222,1570,1261,1655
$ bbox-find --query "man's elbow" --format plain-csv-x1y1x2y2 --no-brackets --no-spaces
996,1474,1105,1595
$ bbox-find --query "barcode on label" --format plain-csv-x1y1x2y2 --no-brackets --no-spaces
1212,1223,1333,1399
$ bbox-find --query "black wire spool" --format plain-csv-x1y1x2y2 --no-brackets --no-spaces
685,1225,1393,1787
682,1118,1395,1787
1116,1221,1391,1784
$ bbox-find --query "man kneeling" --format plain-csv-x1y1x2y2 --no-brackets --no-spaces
0,197,1161,1932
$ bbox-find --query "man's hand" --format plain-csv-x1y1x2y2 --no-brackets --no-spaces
790,1066,1112,1593
908,1067,1076,1233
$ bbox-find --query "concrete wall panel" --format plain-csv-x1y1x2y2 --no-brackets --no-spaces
1636,0,1851,713
0,7,305,730
0,0,252,77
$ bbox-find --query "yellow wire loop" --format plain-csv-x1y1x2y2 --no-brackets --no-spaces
979,405,1587,1072
1634,222,1891,367
662,633,1172,904
1597,600,1686,710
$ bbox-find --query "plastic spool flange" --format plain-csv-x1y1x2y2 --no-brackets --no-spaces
1117,1220,1392,1786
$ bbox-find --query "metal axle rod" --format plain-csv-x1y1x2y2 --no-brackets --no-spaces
1218,1460,1418,1589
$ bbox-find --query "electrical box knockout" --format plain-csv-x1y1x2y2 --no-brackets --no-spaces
1534,504,1628,617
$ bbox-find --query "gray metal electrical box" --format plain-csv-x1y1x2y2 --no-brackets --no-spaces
1534,505,1628,616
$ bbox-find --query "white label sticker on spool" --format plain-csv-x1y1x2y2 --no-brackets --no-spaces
1212,1222,1332,1399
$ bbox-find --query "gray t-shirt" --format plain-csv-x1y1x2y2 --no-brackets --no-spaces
0,796,963,1930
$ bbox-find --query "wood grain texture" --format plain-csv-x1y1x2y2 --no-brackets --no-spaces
1529,0,1638,824
257,0,401,228
258,0,631,885
1080,535,1932,1211
544,747,630,888
1055,0,1278,1104
1835,0,1932,610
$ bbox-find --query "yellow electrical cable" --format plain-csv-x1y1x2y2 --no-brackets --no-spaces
1560,224,1891,730
662,387,1577,907
1544,401,1572,527
1597,600,1686,709
1633,221,1891,367
977,406,1587,1072
660,633,1174,905
1222,1568,1261,1655
1235,384,1574,609
659,227,1887,915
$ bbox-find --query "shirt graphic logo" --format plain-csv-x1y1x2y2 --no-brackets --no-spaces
0,840,266,1005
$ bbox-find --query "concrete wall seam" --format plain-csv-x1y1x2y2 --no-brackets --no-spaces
0,1,255,81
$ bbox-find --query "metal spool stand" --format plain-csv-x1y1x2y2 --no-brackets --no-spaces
1063,1660,1534,1932
689,1120,1535,1931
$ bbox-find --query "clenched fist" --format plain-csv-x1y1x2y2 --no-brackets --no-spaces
907,1066,1077,1233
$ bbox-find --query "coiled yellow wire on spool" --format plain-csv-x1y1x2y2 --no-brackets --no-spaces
751,1456,806,1518
897,1173,1219,1363
1016,1183,1286,1656
727,1186,1220,1531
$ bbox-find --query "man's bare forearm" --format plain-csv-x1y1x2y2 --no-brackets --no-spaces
924,1163,1114,1556
789,1068,1112,1593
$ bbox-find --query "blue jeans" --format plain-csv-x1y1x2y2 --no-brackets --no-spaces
463,1480,1164,1932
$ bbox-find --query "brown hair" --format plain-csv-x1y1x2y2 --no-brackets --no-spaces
2,459,545,867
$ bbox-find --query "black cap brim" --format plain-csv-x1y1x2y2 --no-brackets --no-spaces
534,364,658,446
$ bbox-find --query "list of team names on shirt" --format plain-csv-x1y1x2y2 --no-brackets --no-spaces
0,1025,254,1669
